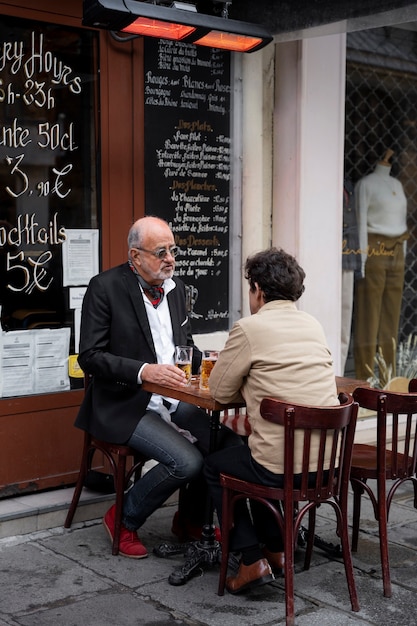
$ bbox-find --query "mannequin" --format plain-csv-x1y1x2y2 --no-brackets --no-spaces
353,149,408,380
341,177,360,372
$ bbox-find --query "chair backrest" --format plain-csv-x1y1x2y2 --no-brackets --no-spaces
408,379,417,393
353,386,417,478
260,393,358,503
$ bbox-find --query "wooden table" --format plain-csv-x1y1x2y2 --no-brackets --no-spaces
142,375,244,469
142,375,244,412
143,375,368,444
336,376,369,395
143,375,368,411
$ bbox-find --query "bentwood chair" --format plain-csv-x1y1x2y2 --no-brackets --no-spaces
408,378,417,393
218,393,359,626
350,386,417,597
64,376,148,556
220,407,251,438
64,432,148,555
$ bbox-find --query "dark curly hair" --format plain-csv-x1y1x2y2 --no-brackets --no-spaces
244,247,305,302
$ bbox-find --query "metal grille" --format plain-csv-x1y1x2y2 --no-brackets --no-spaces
345,26,417,372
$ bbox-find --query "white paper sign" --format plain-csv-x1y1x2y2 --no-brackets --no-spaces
0,330,35,397
62,229,99,286
69,286,87,309
0,327,71,397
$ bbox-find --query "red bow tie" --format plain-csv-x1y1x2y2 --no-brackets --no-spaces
144,286,164,308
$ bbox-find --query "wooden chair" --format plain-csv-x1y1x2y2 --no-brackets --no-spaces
350,386,417,597
64,375,148,555
218,393,359,626
220,407,251,438
408,378,417,393
64,431,148,555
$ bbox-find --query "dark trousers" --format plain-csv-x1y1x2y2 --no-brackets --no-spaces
124,402,243,530
204,444,284,553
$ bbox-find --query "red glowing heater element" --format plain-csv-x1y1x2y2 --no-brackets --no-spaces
193,32,264,53
83,0,273,53
122,17,196,40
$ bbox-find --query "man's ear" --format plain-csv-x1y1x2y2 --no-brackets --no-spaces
254,282,266,304
254,282,262,298
130,248,140,264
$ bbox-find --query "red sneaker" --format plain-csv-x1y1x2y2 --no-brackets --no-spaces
103,505,148,559
171,511,221,542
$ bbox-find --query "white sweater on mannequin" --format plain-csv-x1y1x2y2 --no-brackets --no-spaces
355,163,407,276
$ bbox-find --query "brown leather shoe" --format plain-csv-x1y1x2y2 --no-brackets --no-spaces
263,548,285,573
225,558,274,594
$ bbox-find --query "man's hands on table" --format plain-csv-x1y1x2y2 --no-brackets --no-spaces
141,363,188,387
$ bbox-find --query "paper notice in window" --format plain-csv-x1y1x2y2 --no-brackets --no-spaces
0,328,71,397
34,327,71,394
62,229,99,286
0,330,35,397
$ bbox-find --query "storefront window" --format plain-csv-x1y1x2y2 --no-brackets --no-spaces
0,16,99,397
344,26,417,388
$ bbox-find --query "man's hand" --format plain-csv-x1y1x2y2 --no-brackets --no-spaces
141,363,187,386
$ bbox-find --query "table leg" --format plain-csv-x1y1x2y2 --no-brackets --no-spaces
153,409,222,585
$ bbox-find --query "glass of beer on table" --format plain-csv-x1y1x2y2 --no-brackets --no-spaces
175,345,193,385
199,350,219,390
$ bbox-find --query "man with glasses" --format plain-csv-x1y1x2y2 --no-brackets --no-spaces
75,216,241,558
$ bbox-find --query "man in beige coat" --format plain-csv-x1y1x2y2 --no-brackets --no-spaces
204,247,338,594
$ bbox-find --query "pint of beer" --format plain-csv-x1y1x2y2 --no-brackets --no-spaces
175,345,193,385
199,350,219,390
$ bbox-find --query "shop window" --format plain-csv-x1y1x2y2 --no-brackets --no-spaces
0,16,99,397
344,26,417,386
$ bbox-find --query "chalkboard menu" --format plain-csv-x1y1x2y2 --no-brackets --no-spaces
144,39,231,333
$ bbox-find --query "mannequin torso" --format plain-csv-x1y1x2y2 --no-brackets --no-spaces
355,162,407,274
357,164,406,234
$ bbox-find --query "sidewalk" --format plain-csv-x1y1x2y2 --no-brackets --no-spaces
0,481,416,626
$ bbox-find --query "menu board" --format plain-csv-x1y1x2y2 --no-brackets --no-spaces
144,39,231,333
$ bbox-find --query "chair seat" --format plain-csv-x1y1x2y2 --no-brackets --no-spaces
351,443,414,479
90,438,138,458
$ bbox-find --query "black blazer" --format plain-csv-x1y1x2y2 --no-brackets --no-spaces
75,262,201,443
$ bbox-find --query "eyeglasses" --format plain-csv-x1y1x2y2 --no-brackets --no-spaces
136,245,179,259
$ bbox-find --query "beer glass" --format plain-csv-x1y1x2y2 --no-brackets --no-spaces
199,350,219,390
175,345,193,384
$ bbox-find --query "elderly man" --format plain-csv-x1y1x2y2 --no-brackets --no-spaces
75,216,241,557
